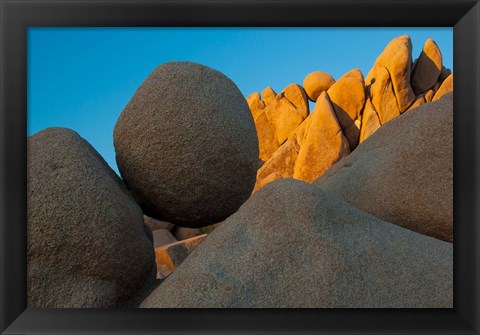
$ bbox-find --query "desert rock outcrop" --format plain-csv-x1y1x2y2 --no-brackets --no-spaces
114,62,258,228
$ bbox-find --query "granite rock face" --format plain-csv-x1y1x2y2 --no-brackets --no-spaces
141,179,453,308
114,62,259,228
315,93,453,242
28,127,155,308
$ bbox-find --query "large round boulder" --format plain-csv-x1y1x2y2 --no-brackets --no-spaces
28,128,155,307
140,179,452,308
314,93,453,242
114,62,258,227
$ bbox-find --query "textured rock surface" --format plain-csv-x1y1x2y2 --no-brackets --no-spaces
359,99,381,143
370,65,401,125
262,86,276,105
432,74,453,102
327,69,365,150
315,93,453,242
28,127,155,308
152,229,177,248
247,92,279,161
114,62,258,227
144,215,174,232
265,84,309,145
172,226,204,241
303,71,335,102
141,179,453,308
155,234,207,279
411,38,443,94
366,35,415,113
293,92,350,183
254,140,299,192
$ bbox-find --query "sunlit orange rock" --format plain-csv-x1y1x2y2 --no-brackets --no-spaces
246,92,265,120
246,92,279,162
359,99,381,143
432,74,453,101
255,111,280,162
366,35,415,113
424,89,435,102
293,92,350,183
406,95,426,112
262,86,277,105
265,85,309,145
303,71,335,102
411,39,443,95
327,69,365,150
155,234,207,279
370,65,401,124
254,140,299,192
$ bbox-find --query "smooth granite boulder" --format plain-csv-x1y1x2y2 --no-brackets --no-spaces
141,179,452,308
114,62,258,227
315,93,453,242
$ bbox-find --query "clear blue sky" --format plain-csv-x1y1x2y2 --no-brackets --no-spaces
28,28,453,174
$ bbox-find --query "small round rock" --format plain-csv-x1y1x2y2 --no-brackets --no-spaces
114,62,259,228
303,71,336,102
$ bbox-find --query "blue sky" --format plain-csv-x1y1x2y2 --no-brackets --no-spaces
28,28,453,174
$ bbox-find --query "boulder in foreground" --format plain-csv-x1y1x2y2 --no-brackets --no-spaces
141,179,452,308
28,128,155,307
315,93,453,242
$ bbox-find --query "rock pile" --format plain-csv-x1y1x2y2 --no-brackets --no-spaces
27,37,453,308
249,35,453,190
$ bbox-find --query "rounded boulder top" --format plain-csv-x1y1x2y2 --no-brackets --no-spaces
114,61,259,228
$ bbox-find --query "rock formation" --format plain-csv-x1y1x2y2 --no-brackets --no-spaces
247,35,453,190
141,179,453,308
114,61,259,228
314,93,453,242
411,38,443,95
293,92,350,182
303,71,335,102
28,128,155,308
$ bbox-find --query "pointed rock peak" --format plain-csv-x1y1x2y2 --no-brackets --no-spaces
293,92,350,183
411,38,443,95
338,68,364,83
262,86,277,105
370,35,415,112
246,92,261,106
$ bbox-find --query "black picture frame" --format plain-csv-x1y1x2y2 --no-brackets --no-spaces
1,0,479,334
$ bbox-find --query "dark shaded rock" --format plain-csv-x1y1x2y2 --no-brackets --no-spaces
141,179,452,308
152,229,177,248
28,127,155,307
314,93,453,242
144,215,174,232
114,62,258,228
172,226,204,241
